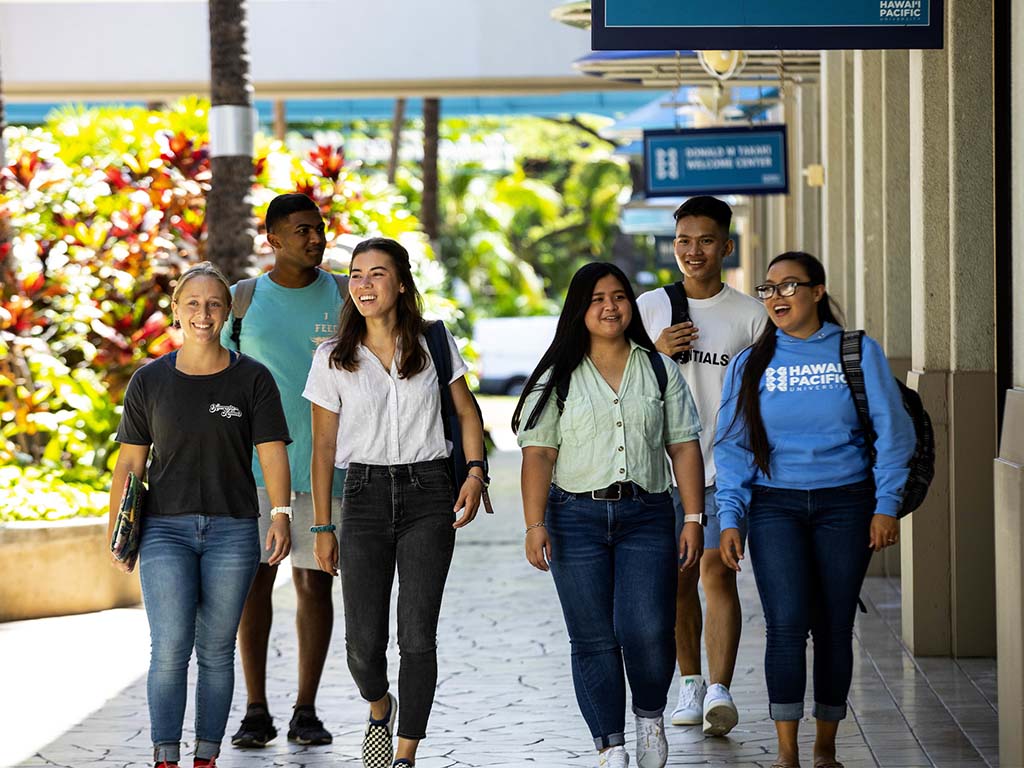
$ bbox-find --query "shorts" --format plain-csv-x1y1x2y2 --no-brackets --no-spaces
257,488,341,571
673,484,748,551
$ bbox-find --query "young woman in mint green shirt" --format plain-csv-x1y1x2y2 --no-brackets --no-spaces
513,262,705,768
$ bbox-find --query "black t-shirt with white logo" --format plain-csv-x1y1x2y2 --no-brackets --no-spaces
116,352,291,518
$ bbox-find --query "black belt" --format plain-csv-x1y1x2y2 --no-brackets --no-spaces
582,482,638,501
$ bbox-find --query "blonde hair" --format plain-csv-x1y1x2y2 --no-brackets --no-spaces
171,261,232,306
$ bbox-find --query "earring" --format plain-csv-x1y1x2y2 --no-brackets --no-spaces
172,319,181,329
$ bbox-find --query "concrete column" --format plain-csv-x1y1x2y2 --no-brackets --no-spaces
946,0,997,658
797,83,821,256
820,52,846,301
853,50,884,338
905,35,952,658
904,0,998,658
842,51,857,318
996,0,1024,760
782,88,802,252
879,50,911,578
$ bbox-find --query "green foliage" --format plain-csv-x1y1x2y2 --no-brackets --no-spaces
0,98,454,521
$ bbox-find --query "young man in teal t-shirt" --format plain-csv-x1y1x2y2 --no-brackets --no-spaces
222,193,347,748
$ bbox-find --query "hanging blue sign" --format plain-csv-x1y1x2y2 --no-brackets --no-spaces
593,0,943,50
643,126,788,197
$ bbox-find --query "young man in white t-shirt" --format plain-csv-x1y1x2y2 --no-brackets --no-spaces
638,196,767,737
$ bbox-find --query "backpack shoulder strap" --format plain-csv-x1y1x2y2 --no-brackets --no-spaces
424,321,455,443
229,276,260,349
839,330,873,436
646,348,668,400
331,272,349,301
663,281,691,325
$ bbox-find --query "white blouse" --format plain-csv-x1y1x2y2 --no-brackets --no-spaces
302,326,468,468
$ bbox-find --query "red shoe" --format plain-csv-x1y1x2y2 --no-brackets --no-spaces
155,763,178,768
193,760,216,768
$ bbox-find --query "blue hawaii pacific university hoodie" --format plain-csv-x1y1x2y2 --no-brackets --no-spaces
714,322,916,531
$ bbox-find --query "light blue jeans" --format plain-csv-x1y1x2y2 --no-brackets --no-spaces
139,515,260,762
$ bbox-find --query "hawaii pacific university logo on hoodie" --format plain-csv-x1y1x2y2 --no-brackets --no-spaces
764,362,847,393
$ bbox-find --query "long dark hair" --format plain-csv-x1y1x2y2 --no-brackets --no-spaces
511,262,657,433
328,237,428,379
724,251,845,476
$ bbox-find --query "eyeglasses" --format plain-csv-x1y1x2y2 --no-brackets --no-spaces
755,281,817,300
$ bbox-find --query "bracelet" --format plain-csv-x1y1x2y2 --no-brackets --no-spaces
270,505,293,521
309,523,337,534
525,521,546,535
465,473,487,488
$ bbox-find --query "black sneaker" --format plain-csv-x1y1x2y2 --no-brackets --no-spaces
287,705,332,745
362,693,397,768
231,703,277,748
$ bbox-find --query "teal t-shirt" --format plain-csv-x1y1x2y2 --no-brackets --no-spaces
221,271,346,495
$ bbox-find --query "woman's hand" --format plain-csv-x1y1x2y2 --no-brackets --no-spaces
869,514,900,551
265,514,291,565
525,526,552,572
314,531,339,576
453,475,483,528
679,522,704,571
720,528,745,572
110,554,135,574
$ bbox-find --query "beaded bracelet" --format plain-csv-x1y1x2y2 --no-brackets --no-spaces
525,521,546,535
309,523,337,534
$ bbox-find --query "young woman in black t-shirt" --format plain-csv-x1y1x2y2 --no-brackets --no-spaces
108,262,293,768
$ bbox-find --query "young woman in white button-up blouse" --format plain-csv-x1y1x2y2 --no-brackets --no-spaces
303,237,485,768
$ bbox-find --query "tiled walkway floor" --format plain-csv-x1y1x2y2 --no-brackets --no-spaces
7,450,998,767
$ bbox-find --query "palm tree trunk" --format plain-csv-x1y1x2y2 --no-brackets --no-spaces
206,0,255,281
421,97,440,241
387,98,406,184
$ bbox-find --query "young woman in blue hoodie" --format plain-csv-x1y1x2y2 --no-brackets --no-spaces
714,252,915,768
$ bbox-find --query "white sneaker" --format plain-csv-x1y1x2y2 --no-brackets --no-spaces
702,683,739,736
634,714,668,768
670,675,706,726
597,745,629,768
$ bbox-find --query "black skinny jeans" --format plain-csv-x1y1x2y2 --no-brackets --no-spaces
340,459,456,740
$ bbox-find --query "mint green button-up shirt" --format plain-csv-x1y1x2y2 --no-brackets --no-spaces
517,342,701,494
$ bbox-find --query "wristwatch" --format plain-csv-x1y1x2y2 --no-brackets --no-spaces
683,513,707,527
270,505,293,521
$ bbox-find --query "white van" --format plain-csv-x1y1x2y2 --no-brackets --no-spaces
474,316,559,395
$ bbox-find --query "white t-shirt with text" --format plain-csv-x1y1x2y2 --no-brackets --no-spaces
638,283,768,487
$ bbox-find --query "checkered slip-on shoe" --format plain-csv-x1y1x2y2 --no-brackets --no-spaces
361,692,397,768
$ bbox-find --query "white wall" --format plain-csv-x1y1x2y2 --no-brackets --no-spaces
0,0,597,98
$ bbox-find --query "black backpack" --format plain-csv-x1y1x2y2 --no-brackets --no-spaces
229,272,349,351
555,348,669,412
424,320,493,514
839,330,935,517
663,281,692,364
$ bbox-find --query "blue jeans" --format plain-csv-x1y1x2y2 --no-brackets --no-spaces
139,515,260,762
546,485,677,750
747,481,875,722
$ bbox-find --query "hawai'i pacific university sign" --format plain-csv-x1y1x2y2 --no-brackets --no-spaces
592,0,943,51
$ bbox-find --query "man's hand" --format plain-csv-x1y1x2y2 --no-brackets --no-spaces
655,322,700,359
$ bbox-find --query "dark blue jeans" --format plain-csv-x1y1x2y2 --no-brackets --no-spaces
748,480,875,722
340,459,456,741
546,485,677,750
139,514,260,763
